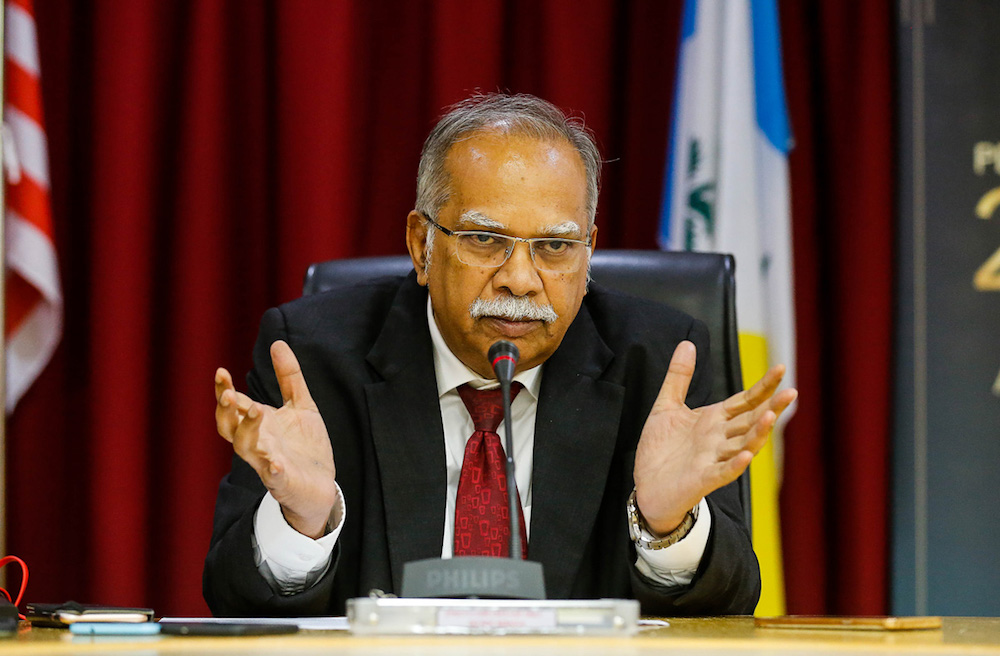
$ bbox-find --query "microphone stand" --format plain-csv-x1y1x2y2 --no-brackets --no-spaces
499,358,521,560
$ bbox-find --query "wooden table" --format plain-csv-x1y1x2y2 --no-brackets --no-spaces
4,617,1000,655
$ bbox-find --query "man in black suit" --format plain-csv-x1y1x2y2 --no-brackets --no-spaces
205,93,796,617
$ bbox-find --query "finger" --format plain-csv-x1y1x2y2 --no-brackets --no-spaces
270,340,318,410
215,386,257,440
215,401,239,442
770,387,798,422
724,387,798,438
709,450,754,488
222,388,255,414
215,368,244,441
741,410,775,456
718,410,770,458
721,363,785,419
724,412,754,439
232,402,271,475
654,341,697,411
215,367,235,403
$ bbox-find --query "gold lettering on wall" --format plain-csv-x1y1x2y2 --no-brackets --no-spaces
973,141,1000,175
972,144,1000,396
973,187,1000,291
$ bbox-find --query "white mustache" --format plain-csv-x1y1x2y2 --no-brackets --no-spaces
469,296,559,324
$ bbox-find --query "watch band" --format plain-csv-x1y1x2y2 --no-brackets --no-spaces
626,487,699,550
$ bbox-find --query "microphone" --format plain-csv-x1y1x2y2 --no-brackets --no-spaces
488,341,520,560
397,338,545,600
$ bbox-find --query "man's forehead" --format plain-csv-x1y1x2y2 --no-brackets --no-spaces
456,210,585,237
445,131,587,182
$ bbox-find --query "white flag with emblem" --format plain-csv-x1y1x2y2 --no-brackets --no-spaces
659,0,795,615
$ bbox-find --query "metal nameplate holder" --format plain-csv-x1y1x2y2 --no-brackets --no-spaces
347,595,639,636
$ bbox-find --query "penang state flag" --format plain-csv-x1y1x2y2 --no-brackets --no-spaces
659,0,795,615
4,0,62,413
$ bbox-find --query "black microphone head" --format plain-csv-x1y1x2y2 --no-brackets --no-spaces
488,340,519,365
489,340,519,381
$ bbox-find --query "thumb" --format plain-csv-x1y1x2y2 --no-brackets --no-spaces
270,340,318,410
655,341,697,411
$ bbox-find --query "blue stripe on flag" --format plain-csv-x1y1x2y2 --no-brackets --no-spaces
681,0,697,38
751,0,792,153
659,0,699,248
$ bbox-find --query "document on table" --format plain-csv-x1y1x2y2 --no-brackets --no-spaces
160,616,350,631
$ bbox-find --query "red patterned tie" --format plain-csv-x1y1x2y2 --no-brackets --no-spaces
454,383,528,559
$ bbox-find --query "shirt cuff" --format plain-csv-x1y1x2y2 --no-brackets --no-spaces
252,483,345,595
634,497,711,588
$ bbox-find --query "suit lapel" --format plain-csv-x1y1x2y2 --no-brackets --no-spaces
365,275,447,592
530,301,625,598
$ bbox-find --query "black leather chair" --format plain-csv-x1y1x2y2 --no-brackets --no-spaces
303,250,750,529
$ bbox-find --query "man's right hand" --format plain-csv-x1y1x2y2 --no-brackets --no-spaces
214,340,338,539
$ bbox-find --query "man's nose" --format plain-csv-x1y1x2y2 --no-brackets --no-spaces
493,239,542,296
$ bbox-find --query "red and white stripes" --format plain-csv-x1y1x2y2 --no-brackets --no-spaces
4,0,61,412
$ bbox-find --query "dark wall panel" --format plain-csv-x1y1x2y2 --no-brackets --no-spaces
894,0,1000,616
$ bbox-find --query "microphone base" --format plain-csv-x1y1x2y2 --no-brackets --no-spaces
401,556,546,600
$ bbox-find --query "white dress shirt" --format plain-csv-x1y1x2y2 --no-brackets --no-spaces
252,298,711,594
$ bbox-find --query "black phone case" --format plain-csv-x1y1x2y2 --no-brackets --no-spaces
159,622,298,636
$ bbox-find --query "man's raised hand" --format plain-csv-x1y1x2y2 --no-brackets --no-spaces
633,341,797,536
214,340,338,538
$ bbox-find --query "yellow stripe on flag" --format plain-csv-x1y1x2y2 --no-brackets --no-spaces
739,332,786,616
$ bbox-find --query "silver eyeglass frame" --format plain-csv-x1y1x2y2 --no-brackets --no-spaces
422,214,592,273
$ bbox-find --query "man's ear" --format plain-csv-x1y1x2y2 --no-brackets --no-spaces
406,211,430,286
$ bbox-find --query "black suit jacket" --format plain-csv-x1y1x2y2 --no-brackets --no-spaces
203,273,760,616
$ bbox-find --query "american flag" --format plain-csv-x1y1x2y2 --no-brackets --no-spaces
4,0,61,412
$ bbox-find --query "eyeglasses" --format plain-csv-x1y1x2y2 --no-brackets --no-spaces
423,215,591,274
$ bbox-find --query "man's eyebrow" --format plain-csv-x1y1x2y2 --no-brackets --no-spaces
458,211,506,230
541,221,584,238
457,212,584,238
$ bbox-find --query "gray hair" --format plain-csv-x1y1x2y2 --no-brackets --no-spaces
414,93,602,228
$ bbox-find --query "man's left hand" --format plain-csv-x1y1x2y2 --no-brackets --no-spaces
633,340,797,536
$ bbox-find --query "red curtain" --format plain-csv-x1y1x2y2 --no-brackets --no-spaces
779,1,896,614
7,0,893,617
